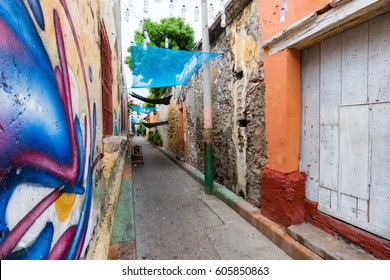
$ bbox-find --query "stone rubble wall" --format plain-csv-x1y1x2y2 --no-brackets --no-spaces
184,0,266,206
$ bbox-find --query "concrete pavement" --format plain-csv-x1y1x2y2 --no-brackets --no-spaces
106,136,378,260
110,136,293,260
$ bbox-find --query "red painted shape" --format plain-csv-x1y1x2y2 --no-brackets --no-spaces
0,188,64,259
305,200,390,259
261,167,306,227
47,226,77,260
0,169,5,182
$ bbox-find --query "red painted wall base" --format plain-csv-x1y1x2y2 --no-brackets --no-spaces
261,167,390,258
261,167,306,227
305,200,390,259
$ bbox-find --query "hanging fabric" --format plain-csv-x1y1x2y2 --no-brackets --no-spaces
142,121,169,128
130,92,172,105
131,106,156,115
131,43,221,88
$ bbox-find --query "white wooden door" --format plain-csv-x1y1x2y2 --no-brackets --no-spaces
300,12,390,240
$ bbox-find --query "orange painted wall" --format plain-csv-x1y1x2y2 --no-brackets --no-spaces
260,0,328,173
264,49,301,173
259,0,329,42
147,111,158,134
150,111,158,123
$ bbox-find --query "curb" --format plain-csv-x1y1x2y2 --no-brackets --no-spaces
157,146,322,260
108,145,136,260
88,141,129,260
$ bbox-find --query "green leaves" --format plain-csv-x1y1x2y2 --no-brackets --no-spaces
125,17,195,70
125,17,195,108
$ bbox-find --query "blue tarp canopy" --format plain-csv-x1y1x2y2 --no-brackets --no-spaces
131,43,220,88
131,106,156,115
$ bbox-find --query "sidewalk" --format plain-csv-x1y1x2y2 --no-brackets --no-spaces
110,136,297,260
108,144,136,260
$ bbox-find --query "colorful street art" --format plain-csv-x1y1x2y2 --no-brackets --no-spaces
113,110,121,136
0,0,103,259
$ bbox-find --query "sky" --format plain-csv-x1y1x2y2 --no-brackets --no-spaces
121,0,203,98
119,0,223,99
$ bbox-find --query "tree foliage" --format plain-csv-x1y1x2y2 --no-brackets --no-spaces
125,17,195,107
125,17,195,70
143,88,166,108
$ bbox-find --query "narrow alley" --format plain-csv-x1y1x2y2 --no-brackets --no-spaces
1,0,389,269
112,136,291,260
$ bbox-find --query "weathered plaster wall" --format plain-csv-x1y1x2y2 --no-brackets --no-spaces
167,102,179,154
185,75,205,170
89,135,127,259
185,0,265,206
0,0,124,260
156,87,186,155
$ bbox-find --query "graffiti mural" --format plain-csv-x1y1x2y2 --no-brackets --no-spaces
113,110,121,136
0,0,103,259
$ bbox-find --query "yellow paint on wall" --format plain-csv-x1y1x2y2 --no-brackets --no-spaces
55,193,76,222
229,4,261,74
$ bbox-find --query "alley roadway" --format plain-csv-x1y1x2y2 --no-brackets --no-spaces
132,136,291,260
